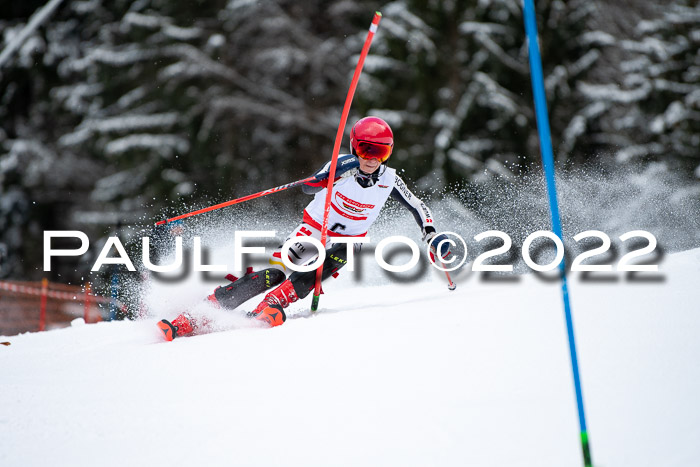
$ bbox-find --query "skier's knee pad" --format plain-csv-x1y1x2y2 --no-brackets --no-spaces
269,232,322,274
288,243,349,300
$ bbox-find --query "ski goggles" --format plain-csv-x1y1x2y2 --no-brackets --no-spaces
355,141,393,163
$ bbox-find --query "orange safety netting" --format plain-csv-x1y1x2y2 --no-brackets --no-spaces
0,280,111,336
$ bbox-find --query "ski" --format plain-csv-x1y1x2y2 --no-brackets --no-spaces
156,268,285,341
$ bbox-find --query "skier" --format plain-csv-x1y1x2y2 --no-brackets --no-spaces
158,116,451,340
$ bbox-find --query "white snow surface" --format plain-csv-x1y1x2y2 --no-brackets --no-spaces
2,248,700,467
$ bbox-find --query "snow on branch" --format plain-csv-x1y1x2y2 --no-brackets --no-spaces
457,139,495,154
545,66,567,95
59,113,181,146
365,109,424,129
545,50,600,95
0,0,65,69
686,90,700,108
432,81,480,152
561,115,586,154
569,49,601,77
620,38,673,61
5,139,56,186
636,7,700,35
579,31,616,47
474,33,528,74
162,44,304,109
162,24,202,41
459,21,515,36
71,0,100,15
654,80,697,95
383,2,434,32
91,169,147,202
448,149,483,172
485,158,514,179
123,12,202,40
50,83,104,113
650,101,686,134
578,81,651,104
200,96,332,139
620,56,651,73
360,55,409,74
431,81,485,171
378,15,436,62
563,102,610,156
615,143,664,164
448,139,494,172
83,113,180,133
67,46,158,72
477,0,521,18
226,0,260,13
111,86,149,111
122,12,164,30
253,46,309,74
581,101,609,119
105,134,190,158
474,72,522,115
377,2,437,58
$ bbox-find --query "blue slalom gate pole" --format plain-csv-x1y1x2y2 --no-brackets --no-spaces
110,267,119,320
522,1,593,466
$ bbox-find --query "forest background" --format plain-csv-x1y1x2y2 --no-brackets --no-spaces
1,0,698,286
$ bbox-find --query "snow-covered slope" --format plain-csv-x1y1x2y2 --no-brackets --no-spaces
2,249,700,467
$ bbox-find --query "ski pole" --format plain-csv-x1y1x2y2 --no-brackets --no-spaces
155,176,317,225
442,266,456,291
311,11,382,312
432,247,456,291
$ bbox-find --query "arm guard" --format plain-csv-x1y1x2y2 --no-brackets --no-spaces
302,155,359,195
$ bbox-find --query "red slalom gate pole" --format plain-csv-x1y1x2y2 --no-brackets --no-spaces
155,176,318,226
39,278,48,331
83,281,92,323
311,12,382,312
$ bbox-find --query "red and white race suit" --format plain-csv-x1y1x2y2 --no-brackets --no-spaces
269,159,435,272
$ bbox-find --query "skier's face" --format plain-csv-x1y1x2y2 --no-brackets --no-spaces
358,156,381,173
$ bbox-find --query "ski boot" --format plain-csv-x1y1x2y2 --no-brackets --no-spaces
254,304,286,327
247,279,298,327
157,313,200,341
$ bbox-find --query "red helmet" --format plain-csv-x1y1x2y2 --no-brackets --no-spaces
350,117,393,162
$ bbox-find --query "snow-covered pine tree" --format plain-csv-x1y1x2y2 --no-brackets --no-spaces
352,0,607,189
0,0,376,280
579,0,700,176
